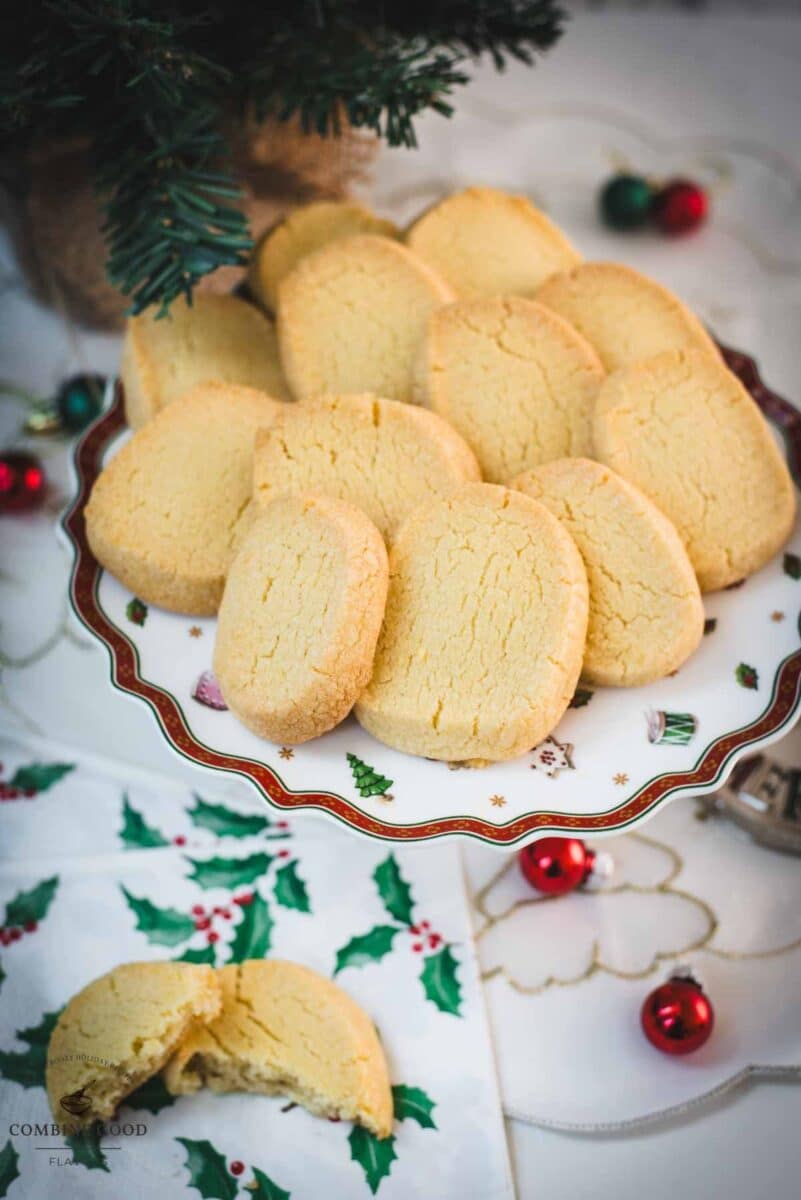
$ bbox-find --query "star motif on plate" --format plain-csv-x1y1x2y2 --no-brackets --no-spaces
489,794,506,808
613,772,629,786
278,747,294,760
771,611,785,622
188,625,202,638
530,736,574,778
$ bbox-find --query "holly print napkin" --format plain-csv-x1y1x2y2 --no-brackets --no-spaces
0,738,513,1199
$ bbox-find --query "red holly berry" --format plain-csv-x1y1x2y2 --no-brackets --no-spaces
412,942,423,953
409,924,420,935
230,1160,245,1176
220,909,231,920
277,849,290,859
191,904,205,916
234,892,254,907
207,931,219,944
23,788,35,798
0,929,9,945
9,928,21,942
428,933,442,949
195,917,211,931
420,920,430,930
213,906,223,915
277,821,289,830
23,920,37,933
173,835,186,846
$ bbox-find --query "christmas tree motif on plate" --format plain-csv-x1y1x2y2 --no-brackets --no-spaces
333,854,462,1016
735,662,759,690
347,754,393,799
177,1136,290,1200
125,596,147,626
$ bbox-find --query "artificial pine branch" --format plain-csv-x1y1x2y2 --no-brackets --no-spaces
1,1,565,314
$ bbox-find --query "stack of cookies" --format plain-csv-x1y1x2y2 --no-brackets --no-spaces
85,187,796,766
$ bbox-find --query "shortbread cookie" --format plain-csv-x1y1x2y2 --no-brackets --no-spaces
121,293,290,428
164,960,393,1139
253,392,480,541
536,262,719,372
405,186,581,299
249,201,399,312
46,962,220,1128
213,494,388,743
86,383,279,615
513,458,704,686
355,483,588,761
277,234,454,403
594,350,796,591
414,296,604,482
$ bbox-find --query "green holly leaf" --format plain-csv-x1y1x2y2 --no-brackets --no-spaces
249,1167,291,1200
391,1084,437,1129
124,1074,176,1114
0,1139,20,1197
8,762,74,793
348,1126,397,1195
372,855,414,926
228,893,273,962
419,945,462,1016
119,795,169,849
4,876,59,927
569,688,593,709
334,926,401,975
186,852,273,890
126,597,147,626
177,1137,237,1200
783,552,801,580
177,944,217,964
65,1124,109,1172
187,797,272,839
273,861,310,913
0,1010,62,1089
735,662,759,690
120,886,195,947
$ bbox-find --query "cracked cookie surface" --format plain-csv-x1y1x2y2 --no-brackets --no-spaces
405,186,581,299
277,233,453,403
122,294,290,428
213,493,388,744
415,296,604,482
85,383,281,616
253,392,480,542
536,262,719,372
46,962,221,1127
249,201,399,312
593,349,796,592
355,482,589,762
163,960,393,1139
514,458,704,686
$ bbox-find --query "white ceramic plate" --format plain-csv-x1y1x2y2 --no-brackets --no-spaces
61,346,801,846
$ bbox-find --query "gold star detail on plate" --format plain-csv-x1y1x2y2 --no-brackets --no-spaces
278,747,294,760
489,794,506,808
771,611,785,622
613,772,629,786
188,625,202,638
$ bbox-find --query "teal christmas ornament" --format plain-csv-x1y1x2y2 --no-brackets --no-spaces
56,374,105,432
599,174,654,231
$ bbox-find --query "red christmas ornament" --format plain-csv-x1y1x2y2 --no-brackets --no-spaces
641,970,714,1055
652,179,708,235
519,836,607,896
0,451,46,514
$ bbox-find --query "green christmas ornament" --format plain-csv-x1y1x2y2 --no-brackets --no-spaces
346,753,393,799
599,173,654,231
56,374,105,432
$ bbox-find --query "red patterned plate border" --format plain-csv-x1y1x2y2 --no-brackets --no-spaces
61,345,801,845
